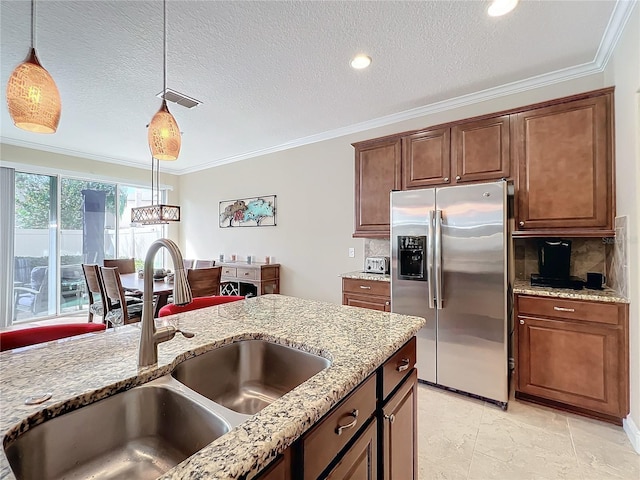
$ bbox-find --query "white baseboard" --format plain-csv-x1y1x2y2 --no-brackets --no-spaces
623,414,640,454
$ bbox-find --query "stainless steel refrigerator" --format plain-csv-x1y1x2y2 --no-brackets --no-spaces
391,181,508,406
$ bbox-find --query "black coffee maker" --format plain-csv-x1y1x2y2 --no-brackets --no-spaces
531,239,584,289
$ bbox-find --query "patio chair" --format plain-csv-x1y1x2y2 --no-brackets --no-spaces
187,267,221,297
100,267,143,326
158,296,244,317
13,266,49,319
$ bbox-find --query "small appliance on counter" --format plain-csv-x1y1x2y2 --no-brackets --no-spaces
365,256,390,274
530,239,584,290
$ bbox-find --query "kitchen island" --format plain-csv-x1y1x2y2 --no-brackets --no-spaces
0,295,425,479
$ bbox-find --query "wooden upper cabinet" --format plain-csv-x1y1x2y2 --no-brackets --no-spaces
515,92,614,235
353,137,401,238
451,115,510,184
401,128,450,189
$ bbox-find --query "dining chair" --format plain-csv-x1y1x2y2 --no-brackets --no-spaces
81,264,108,323
194,260,215,269
183,259,195,270
103,258,136,274
0,323,106,352
103,258,142,297
158,296,244,317
99,267,143,326
186,267,221,297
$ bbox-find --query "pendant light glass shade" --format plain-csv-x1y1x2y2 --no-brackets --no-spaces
6,48,61,134
148,99,181,161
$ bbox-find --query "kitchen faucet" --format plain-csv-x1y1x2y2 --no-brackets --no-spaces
138,238,194,368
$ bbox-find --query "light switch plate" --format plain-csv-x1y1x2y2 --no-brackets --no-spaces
348,247,355,258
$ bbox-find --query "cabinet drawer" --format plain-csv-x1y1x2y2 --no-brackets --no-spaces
303,374,377,480
237,267,257,280
381,337,417,400
342,278,390,297
221,267,237,277
518,295,619,325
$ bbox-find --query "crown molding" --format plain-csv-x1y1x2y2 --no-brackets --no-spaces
592,0,637,70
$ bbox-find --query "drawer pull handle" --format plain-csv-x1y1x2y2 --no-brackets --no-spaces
554,306,575,312
244,272,250,276
359,286,371,290
384,413,395,424
396,358,410,372
335,409,359,436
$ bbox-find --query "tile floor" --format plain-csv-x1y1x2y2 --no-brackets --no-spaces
417,383,639,479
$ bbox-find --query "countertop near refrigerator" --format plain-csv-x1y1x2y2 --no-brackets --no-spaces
340,270,391,282
513,279,628,303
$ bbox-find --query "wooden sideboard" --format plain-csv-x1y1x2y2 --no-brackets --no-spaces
218,262,280,297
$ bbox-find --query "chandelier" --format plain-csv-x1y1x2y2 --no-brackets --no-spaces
131,156,181,225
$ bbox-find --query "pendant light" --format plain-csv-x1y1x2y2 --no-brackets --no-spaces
131,156,181,224
6,0,61,134
148,0,181,161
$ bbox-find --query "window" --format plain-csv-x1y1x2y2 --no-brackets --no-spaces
7,169,167,324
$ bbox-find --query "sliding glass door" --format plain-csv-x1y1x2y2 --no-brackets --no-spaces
13,172,57,321
8,169,167,324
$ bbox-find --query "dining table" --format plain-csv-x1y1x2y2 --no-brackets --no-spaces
119,273,173,318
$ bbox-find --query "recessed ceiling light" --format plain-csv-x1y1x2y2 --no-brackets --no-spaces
350,55,372,70
487,0,519,17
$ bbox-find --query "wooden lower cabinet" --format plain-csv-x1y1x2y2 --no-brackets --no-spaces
515,294,629,424
342,278,391,312
381,370,417,480
255,450,292,480
256,338,417,479
327,420,378,480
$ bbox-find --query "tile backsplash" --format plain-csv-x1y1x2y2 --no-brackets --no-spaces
514,238,608,282
606,216,629,299
364,238,390,258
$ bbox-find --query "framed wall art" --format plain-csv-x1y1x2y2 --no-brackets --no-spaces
219,195,276,228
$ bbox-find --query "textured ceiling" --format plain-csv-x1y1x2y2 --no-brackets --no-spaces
0,0,632,174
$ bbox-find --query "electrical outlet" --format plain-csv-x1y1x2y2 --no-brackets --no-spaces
348,247,355,258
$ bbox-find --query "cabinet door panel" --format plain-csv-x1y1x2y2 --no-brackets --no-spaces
343,294,390,312
515,94,612,232
354,139,401,237
326,420,377,480
518,316,622,416
382,370,417,480
452,115,510,183
402,128,450,188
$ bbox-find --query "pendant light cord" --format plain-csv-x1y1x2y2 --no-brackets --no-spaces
163,0,167,95
31,0,35,49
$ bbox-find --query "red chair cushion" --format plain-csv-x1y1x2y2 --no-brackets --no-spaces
0,323,106,352
158,296,244,317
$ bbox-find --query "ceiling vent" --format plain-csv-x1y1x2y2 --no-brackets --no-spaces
156,88,202,109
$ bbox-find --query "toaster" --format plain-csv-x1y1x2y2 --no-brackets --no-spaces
365,256,390,274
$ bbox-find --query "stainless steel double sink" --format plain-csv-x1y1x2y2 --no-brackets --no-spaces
5,339,331,480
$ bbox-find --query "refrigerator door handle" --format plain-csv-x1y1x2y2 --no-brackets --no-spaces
427,210,435,309
435,209,443,309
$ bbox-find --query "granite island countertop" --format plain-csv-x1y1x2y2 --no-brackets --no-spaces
0,295,425,479
513,279,628,304
340,270,391,282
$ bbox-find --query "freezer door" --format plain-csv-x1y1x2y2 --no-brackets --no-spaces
435,181,508,403
391,188,436,383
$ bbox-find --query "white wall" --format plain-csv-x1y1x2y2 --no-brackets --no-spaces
179,73,606,305
604,4,640,452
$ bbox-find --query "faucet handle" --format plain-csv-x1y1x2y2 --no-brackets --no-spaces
176,328,195,339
